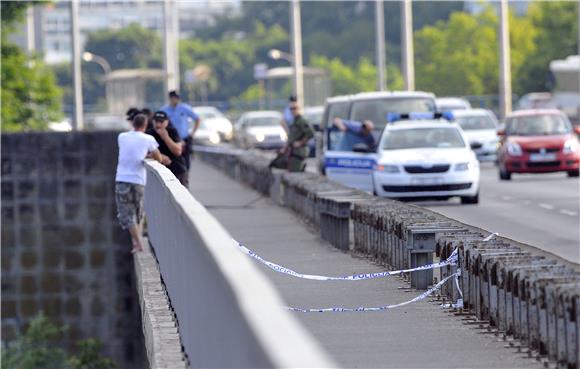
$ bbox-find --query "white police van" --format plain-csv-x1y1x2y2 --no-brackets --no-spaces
319,91,437,192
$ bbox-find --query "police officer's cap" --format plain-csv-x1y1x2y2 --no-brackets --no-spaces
153,111,169,122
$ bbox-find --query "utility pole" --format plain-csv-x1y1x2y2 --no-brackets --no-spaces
375,0,386,91
70,0,83,130
290,0,304,108
163,0,179,92
498,0,512,119
401,0,415,91
26,6,35,53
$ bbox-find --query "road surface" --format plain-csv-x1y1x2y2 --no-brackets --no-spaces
419,163,580,263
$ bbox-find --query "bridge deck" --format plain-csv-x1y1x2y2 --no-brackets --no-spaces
188,159,541,368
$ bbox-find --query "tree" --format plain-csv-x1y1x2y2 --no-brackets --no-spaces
179,21,288,102
310,55,403,95
517,2,579,93
414,7,537,97
1,1,62,131
1,315,115,369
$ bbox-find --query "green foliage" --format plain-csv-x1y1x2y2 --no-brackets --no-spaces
1,2,32,30
84,23,163,70
310,55,403,95
1,315,115,369
180,21,288,102
67,339,115,369
1,1,62,132
1,41,62,132
517,1,579,92
414,6,546,97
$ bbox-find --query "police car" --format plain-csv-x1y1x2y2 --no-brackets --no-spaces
372,113,480,204
320,91,437,191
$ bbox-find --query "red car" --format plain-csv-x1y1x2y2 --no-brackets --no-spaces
497,109,580,180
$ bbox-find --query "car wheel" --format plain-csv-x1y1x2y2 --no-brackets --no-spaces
499,168,511,181
461,193,479,205
567,169,580,177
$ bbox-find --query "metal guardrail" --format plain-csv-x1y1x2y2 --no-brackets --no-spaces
143,160,335,368
197,148,580,369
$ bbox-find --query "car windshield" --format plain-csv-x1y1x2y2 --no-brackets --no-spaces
246,117,281,127
304,110,323,125
455,115,496,130
505,115,571,136
196,108,224,120
382,127,466,150
350,97,436,130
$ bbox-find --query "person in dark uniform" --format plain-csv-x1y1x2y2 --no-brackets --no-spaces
146,111,189,187
141,108,154,130
270,100,314,172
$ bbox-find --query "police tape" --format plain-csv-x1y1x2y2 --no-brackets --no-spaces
286,272,459,313
234,239,458,281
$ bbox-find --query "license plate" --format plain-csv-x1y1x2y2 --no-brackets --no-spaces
412,177,443,185
529,153,557,162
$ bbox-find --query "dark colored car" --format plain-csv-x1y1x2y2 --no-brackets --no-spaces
497,109,580,180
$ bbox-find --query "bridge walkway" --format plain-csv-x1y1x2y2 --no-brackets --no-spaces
188,159,541,368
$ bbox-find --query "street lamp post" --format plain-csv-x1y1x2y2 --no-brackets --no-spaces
401,0,415,91
82,52,111,74
498,0,512,119
375,0,386,91
83,52,112,113
70,0,83,130
163,0,179,92
290,0,304,108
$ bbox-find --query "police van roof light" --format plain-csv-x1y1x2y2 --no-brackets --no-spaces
386,111,454,123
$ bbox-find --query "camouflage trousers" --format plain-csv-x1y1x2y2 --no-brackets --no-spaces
115,182,144,229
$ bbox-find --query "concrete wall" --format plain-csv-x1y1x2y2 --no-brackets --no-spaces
133,239,187,369
1,132,145,368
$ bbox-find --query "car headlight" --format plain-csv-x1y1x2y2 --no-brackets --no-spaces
563,138,579,154
209,132,220,144
455,162,471,171
375,164,400,173
255,133,265,142
507,142,523,156
280,131,287,141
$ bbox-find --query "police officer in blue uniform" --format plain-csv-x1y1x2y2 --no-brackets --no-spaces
160,91,201,170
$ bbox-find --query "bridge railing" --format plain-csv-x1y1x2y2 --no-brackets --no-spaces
197,147,580,369
143,160,335,368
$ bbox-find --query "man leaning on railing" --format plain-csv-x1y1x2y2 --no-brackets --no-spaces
114,114,163,253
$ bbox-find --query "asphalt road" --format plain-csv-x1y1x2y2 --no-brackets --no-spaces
418,163,580,263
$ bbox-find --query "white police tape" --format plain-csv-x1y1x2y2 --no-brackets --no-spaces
234,239,458,281
482,232,499,242
286,272,459,312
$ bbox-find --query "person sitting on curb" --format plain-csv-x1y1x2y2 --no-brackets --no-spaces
270,100,314,172
332,117,376,151
115,114,163,253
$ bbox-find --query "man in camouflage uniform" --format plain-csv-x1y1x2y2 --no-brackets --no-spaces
270,100,314,172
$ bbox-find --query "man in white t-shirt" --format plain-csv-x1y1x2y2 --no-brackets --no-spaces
115,114,162,253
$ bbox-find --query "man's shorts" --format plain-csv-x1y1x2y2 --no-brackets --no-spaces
115,182,145,229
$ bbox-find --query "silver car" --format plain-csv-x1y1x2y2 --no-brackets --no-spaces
452,109,499,162
234,111,287,149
